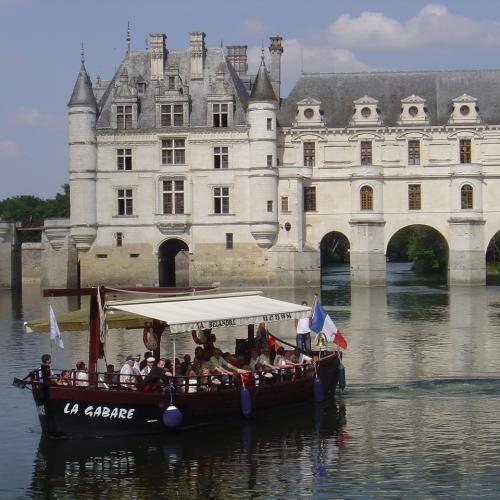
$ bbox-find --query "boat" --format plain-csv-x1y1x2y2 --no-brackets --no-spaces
15,287,341,438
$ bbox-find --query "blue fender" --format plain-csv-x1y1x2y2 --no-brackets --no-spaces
314,377,324,403
241,387,252,417
163,405,183,428
338,362,346,391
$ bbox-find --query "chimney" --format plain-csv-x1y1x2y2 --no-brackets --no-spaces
226,45,248,76
149,33,167,81
190,32,206,80
269,35,283,102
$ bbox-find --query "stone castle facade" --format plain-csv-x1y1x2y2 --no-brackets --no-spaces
61,31,500,288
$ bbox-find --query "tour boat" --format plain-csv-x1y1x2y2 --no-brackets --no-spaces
15,287,341,438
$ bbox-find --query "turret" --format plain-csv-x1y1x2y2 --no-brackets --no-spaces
68,48,97,250
247,56,279,248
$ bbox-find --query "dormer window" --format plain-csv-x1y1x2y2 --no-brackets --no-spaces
168,76,176,91
213,103,228,127
350,96,382,126
449,94,481,124
117,105,133,129
112,68,138,129
161,104,184,127
294,98,324,127
398,95,428,125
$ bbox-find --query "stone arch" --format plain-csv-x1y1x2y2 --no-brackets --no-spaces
157,238,189,287
320,230,350,266
486,229,500,271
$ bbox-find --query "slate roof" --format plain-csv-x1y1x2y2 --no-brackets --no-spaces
68,63,97,108
278,70,500,127
95,48,250,129
249,61,277,102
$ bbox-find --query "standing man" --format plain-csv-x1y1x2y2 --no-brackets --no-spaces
295,301,311,353
40,354,54,384
120,355,137,389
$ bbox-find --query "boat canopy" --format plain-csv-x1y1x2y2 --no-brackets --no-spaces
106,291,311,334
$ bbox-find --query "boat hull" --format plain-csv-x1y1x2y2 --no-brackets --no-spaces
31,355,340,438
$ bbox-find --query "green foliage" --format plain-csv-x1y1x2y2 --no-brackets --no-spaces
320,232,350,265
388,225,448,276
0,184,70,242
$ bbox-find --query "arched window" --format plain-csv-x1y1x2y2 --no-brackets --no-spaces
461,184,473,209
360,185,373,210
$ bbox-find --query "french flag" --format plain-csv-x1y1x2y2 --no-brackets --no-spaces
310,299,348,350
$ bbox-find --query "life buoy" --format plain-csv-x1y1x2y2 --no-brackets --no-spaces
143,322,159,351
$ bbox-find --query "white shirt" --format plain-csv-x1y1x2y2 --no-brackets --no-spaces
256,354,271,367
274,354,287,368
299,353,312,364
120,363,135,387
296,317,311,334
75,370,89,387
140,365,152,378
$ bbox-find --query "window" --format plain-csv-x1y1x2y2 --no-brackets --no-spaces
137,82,146,94
213,103,228,127
408,184,421,210
115,232,123,247
267,200,273,213
304,142,315,167
281,196,289,212
461,184,473,209
460,139,472,164
214,147,228,169
360,141,372,165
214,186,230,214
161,139,185,165
408,140,420,166
226,233,233,250
160,104,184,127
162,180,185,214
117,189,133,215
116,105,133,129
168,76,176,90
117,149,132,171
360,186,373,210
267,155,273,167
304,186,316,212
267,118,272,130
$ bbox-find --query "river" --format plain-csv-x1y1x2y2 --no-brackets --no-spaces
2,262,500,498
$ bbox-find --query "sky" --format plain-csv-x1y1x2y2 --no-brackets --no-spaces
2,0,500,199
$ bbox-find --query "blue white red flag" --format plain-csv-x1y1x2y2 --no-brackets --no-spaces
311,299,348,349
49,305,64,349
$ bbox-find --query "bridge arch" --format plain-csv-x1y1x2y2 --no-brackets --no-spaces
157,238,189,287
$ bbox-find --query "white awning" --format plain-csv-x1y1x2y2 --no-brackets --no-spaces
106,291,311,334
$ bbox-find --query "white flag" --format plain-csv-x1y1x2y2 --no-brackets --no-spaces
49,305,64,349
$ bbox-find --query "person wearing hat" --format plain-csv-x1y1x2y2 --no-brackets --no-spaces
119,355,137,389
140,357,156,378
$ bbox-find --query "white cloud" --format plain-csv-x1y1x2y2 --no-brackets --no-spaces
329,4,500,50
13,107,65,128
239,20,269,37
0,140,20,157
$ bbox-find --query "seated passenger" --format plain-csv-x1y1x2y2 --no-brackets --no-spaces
209,348,247,376
256,346,274,370
75,361,89,387
180,354,192,376
248,349,258,371
139,351,153,371
56,370,72,386
104,364,119,386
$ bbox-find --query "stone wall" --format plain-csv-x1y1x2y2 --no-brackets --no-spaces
22,243,42,283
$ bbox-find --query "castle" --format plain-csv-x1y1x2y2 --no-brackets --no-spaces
59,32,500,287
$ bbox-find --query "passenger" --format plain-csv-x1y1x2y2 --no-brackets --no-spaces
255,323,269,351
133,354,142,376
39,354,54,384
56,370,72,386
141,357,156,378
256,346,274,370
295,301,312,352
75,361,89,387
180,354,192,376
248,349,259,371
139,351,152,371
192,347,204,373
104,364,119,387
209,348,248,376
120,355,137,389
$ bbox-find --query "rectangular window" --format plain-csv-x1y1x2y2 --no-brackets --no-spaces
226,233,233,250
162,180,185,214
304,142,315,167
213,146,229,169
267,200,273,213
214,186,230,214
115,232,123,247
161,139,185,165
168,76,176,90
160,104,184,127
304,186,316,212
117,189,133,215
117,148,132,171
360,141,372,165
408,140,420,166
460,139,472,164
213,103,228,127
267,118,272,130
137,82,146,94
408,184,421,210
116,105,133,129
281,196,289,212
267,155,273,167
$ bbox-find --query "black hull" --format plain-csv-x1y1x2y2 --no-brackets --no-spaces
32,355,340,438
